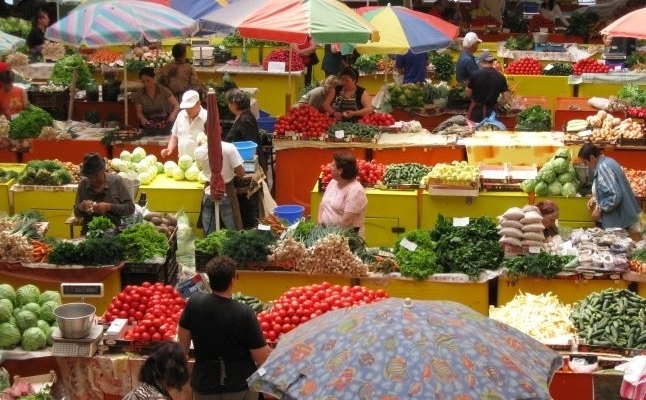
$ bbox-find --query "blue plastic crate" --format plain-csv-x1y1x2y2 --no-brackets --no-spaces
258,110,276,132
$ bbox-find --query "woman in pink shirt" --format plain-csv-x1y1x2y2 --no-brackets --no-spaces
318,151,368,237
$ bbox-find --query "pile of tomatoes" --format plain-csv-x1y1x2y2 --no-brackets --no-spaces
103,282,186,342
528,15,555,32
572,59,610,75
358,112,396,127
274,104,333,138
257,282,388,342
505,57,542,75
320,158,385,188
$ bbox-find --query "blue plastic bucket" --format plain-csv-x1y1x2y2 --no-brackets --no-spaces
233,141,258,161
273,205,305,224
258,110,277,132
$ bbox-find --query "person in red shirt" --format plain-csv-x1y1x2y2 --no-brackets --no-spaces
290,36,317,86
0,62,28,120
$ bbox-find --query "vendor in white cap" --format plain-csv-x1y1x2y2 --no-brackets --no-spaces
74,152,135,235
161,90,207,159
456,32,482,84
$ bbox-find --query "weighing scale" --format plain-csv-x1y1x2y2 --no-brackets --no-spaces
51,325,103,358
603,37,637,69
51,283,105,357
243,156,258,174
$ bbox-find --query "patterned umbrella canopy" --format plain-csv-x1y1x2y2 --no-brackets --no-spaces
248,298,563,399
45,0,199,48
0,31,26,55
199,0,379,45
347,4,459,54
144,0,233,19
600,6,646,39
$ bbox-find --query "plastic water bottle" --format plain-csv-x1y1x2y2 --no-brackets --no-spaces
241,45,248,66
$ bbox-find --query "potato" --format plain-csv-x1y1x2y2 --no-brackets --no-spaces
165,215,178,227
144,212,162,221
161,218,169,226
150,216,162,225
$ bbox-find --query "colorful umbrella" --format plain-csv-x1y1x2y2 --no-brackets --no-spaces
0,31,26,55
198,0,379,45
45,0,199,126
348,4,459,54
248,298,563,399
143,0,233,19
206,88,224,230
45,0,199,48
600,6,646,39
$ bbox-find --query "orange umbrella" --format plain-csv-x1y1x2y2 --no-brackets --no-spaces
600,7,646,39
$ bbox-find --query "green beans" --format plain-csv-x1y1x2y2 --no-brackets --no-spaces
571,289,646,349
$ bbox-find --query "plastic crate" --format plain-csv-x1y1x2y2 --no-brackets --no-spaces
258,110,277,132
194,250,215,272
27,89,70,120
120,228,178,289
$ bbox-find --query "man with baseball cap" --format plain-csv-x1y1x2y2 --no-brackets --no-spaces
161,89,207,160
465,50,510,123
455,32,482,83
73,152,135,235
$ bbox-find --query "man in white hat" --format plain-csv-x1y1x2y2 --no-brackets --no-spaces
456,32,482,84
161,89,207,160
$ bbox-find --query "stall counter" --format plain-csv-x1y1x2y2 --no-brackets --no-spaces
194,65,304,117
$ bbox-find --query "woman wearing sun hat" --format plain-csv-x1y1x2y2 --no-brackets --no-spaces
73,152,135,235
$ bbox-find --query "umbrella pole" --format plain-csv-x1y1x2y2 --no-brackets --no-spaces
67,67,77,122
285,47,293,113
214,199,220,231
123,47,128,127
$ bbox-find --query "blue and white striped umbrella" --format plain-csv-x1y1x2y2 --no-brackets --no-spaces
0,31,26,55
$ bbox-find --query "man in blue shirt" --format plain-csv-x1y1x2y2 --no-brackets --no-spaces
456,32,482,83
395,50,428,84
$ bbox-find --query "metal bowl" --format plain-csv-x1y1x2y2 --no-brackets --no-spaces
53,303,96,339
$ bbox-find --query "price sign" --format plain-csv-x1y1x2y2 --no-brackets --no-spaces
334,130,345,139
399,238,418,251
452,217,470,227
60,283,104,298
528,246,542,254
257,223,271,231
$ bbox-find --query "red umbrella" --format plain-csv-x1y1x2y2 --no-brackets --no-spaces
206,88,225,230
600,6,646,39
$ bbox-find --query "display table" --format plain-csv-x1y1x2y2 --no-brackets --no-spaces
0,261,121,315
570,72,646,98
22,136,107,163
72,100,139,128
12,62,55,82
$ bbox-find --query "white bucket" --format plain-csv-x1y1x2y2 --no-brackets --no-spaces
127,179,140,201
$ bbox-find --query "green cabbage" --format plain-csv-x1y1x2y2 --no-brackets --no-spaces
131,147,147,163
15,310,38,332
120,150,132,162
178,155,193,170
22,302,41,316
16,284,40,307
36,320,53,346
155,162,164,174
520,179,536,193
0,322,21,348
0,299,11,323
554,147,571,161
21,326,46,351
561,182,578,197
552,157,570,174
535,181,549,196
163,161,178,177
537,168,556,184
185,164,200,181
558,172,575,184
548,181,562,196
39,300,59,324
0,284,16,306
172,168,185,181
39,291,62,306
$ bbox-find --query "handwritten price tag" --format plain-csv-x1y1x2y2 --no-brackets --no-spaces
334,130,345,139
257,224,271,231
399,238,418,251
452,217,470,227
